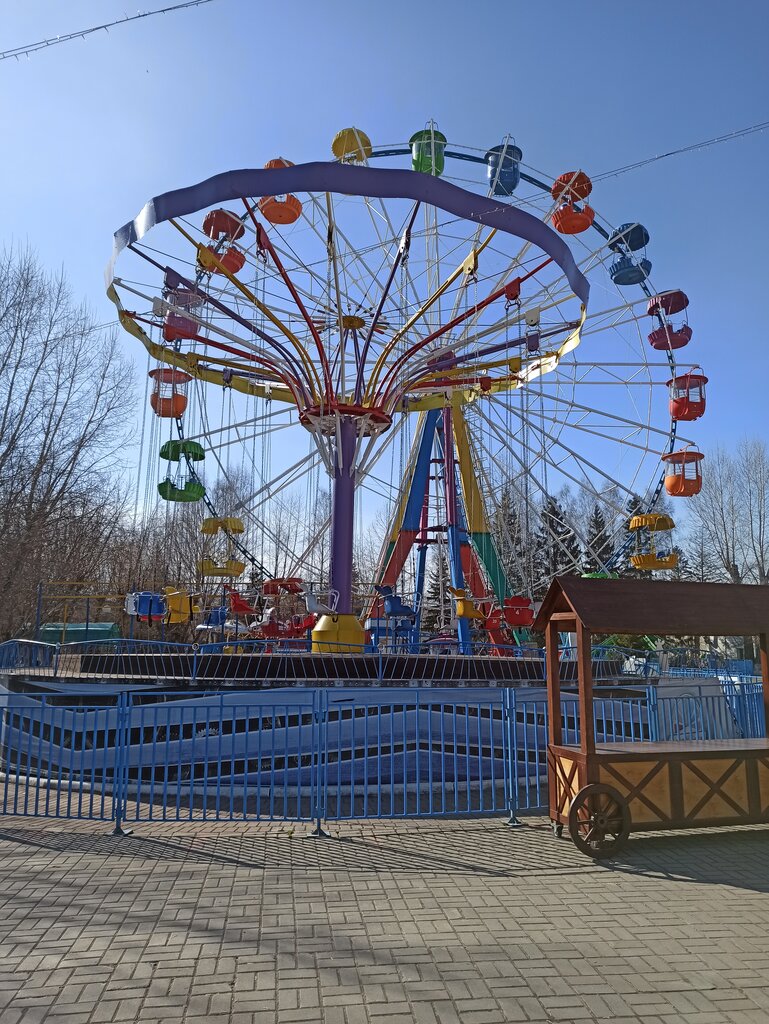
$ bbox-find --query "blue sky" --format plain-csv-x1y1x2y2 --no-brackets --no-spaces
3,0,768,460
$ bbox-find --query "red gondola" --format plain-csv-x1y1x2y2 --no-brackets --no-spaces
647,290,689,317
163,312,198,342
202,209,245,241
648,324,692,351
667,368,708,421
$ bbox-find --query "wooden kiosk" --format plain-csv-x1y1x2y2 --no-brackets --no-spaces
534,577,769,858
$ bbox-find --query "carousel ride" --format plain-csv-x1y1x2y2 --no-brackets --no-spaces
107,124,708,660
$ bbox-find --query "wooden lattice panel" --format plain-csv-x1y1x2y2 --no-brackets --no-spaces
680,757,751,822
598,759,672,825
759,757,769,818
548,750,583,820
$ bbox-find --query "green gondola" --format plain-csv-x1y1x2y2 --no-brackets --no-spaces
159,439,205,462
158,478,205,502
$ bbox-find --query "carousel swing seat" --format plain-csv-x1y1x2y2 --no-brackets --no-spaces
448,587,486,622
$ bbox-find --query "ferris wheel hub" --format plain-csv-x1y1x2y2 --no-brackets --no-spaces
299,403,392,437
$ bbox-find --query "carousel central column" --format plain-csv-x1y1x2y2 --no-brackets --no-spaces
330,416,356,614
312,415,366,652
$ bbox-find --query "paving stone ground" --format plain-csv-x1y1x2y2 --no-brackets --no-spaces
0,814,767,1023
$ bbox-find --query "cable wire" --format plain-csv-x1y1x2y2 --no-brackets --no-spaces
1,0,221,62
593,119,769,182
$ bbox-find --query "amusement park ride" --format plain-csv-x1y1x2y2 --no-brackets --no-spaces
103,124,709,657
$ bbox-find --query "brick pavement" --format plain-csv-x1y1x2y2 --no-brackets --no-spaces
0,815,767,1023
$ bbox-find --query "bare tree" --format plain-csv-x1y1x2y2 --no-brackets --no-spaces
684,439,769,585
0,246,134,637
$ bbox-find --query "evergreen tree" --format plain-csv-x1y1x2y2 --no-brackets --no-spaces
491,485,526,594
533,496,583,596
421,547,451,630
582,503,615,574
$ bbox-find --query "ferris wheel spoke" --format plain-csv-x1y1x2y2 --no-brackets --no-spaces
483,395,642,504
200,419,297,454
362,195,425,322
302,191,393,310
286,517,332,579
466,425,537,591
470,400,631,516
464,418,590,579
184,405,294,445
530,384,678,443
236,451,323,515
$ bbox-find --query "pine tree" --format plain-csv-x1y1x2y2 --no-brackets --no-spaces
491,485,526,594
533,496,583,596
582,503,614,574
421,548,451,630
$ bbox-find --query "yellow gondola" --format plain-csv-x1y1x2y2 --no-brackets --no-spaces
199,558,246,578
629,513,678,571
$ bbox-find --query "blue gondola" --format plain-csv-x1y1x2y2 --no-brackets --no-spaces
608,222,650,252
610,256,652,286
485,142,523,195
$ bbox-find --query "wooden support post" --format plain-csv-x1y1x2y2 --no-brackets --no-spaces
576,621,596,771
545,619,562,748
760,631,769,736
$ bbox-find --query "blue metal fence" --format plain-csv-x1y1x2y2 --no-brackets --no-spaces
1,684,764,827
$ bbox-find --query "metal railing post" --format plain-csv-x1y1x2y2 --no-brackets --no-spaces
307,688,330,837
503,688,521,825
110,692,132,836
645,685,660,742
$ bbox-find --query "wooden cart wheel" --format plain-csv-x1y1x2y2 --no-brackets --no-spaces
568,784,630,859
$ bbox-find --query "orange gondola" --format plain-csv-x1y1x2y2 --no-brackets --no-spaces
197,245,246,276
552,203,595,234
661,446,704,497
258,157,303,225
551,170,592,202
148,367,192,418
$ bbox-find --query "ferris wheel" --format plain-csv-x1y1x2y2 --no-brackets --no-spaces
108,123,706,650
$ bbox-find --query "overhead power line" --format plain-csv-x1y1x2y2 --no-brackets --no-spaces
0,0,220,62
594,119,769,181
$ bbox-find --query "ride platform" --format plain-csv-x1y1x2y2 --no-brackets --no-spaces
9,649,617,688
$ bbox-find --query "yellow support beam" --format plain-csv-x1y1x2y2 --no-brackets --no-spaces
107,285,297,406
451,404,489,536
365,229,497,403
169,219,323,400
